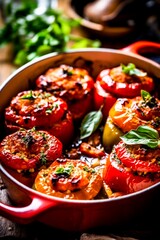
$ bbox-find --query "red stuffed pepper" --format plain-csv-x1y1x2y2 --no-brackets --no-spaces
103,126,160,194
94,63,154,119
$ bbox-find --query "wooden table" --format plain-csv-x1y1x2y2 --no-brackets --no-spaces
0,1,160,239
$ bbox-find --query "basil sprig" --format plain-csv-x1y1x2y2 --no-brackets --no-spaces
80,109,103,139
120,125,160,148
55,164,73,176
121,63,147,77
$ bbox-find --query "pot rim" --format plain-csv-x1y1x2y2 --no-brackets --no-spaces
1,47,160,92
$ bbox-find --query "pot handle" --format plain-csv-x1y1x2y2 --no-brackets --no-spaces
0,195,57,224
121,40,160,55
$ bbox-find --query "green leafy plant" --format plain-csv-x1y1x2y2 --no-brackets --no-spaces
0,0,101,66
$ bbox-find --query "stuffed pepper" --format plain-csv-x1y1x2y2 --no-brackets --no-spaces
34,158,103,200
94,63,155,119
103,125,160,195
0,128,63,185
36,64,94,121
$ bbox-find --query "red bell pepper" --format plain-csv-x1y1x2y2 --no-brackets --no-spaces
104,151,159,194
103,125,160,194
36,64,95,120
96,64,154,98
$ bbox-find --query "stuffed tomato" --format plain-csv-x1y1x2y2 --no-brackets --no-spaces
102,90,160,151
103,126,160,194
4,90,74,145
0,128,63,172
94,63,154,119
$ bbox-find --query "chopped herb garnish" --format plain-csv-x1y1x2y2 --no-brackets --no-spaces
46,103,59,114
62,68,73,76
22,133,35,147
55,164,73,176
141,90,151,101
121,63,147,77
141,90,158,108
83,166,95,173
40,152,47,165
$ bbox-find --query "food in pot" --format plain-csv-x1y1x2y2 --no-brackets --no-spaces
0,127,63,186
94,63,155,119
103,125,160,194
4,89,74,145
102,90,160,151
34,158,103,200
0,62,159,200
35,64,94,120
0,127,63,172
93,81,117,121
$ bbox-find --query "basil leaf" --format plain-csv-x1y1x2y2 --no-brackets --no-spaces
80,109,103,139
120,125,160,148
121,63,147,77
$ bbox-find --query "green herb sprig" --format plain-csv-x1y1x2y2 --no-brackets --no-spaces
121,63,147,77
120,125,160,148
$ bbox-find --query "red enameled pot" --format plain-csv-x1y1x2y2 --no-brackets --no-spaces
0,41,160,232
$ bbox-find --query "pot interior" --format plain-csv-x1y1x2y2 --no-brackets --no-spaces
0,49,160,198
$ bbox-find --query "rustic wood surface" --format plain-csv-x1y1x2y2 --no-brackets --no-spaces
0,1,160,239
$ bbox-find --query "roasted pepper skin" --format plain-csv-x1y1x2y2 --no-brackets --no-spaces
104,141,160,194
103,93,160,151
94,64,155,120
93,81,117,121
96,67,154,98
